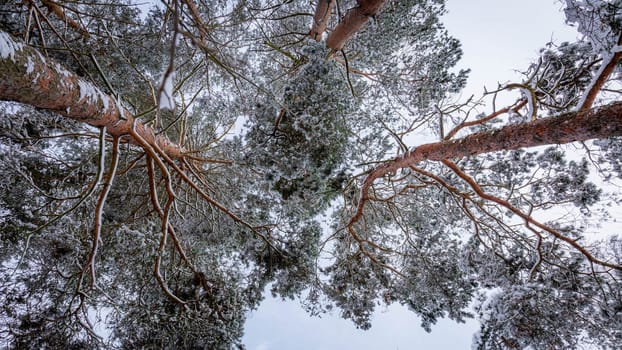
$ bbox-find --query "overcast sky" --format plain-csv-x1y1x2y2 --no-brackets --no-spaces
243,1,579,349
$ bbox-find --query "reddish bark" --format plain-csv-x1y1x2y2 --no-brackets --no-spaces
326,0,386,50
310,0,336,41
351,102,622,224
38,0,90,38
579,33,622,111
0,31,184,158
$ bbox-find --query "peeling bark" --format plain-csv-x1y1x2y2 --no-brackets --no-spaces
0,31,185,159
326,0,386,50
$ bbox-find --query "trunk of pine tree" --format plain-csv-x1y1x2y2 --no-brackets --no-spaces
364,102,622,185
0,31,185,159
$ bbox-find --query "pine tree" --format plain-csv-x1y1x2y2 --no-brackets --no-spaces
1,0,621,348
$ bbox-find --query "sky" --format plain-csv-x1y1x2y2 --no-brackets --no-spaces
243,1,579,349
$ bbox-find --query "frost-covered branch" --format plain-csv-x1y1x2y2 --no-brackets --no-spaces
442,159,621,271
564,0,622,110
0,30,186,159
578,32,622,110
349,101,622,254
310,0,336,41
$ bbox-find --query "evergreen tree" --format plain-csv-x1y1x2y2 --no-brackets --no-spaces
0,0,621,348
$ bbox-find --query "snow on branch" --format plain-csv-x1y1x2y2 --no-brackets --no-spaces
349,102,622,269
0,30,186,159
564,0,622,110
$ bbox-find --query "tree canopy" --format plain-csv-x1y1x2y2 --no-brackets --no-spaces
0,0,621,348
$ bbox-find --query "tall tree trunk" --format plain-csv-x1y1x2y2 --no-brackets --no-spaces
0,31,185,159
325,0,386,50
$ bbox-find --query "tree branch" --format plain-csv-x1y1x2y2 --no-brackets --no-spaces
309,0,335,41
442,159,621,271
349,101,622,231
444,99,527,140
578,32,622,111
83,134,121,289
0,30,185,159
326,0,386,50
37,0,90,38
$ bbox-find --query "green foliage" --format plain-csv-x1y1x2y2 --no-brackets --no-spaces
1,0,621,349
245,42,353,213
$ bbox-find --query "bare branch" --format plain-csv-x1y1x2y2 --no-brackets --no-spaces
37,0,90,38
444,99,527,140
83,135,121,289
442,159,621,271
146,156,188,307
